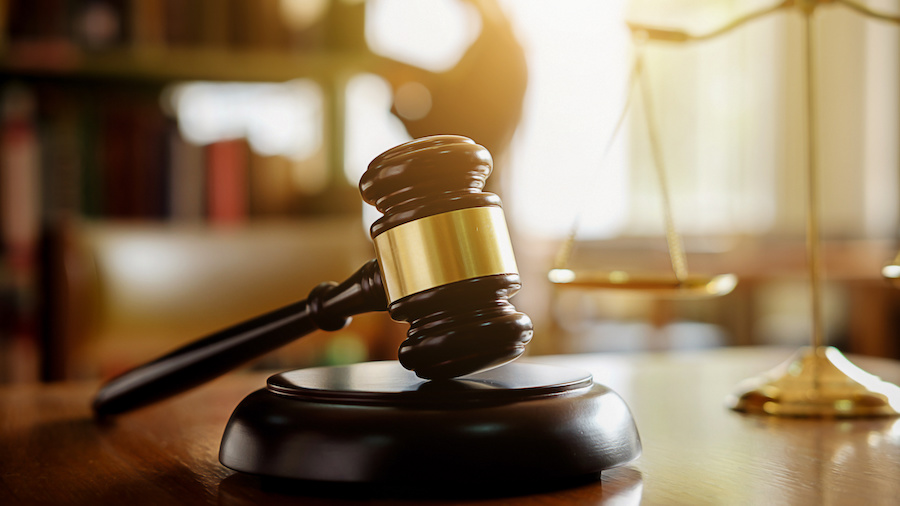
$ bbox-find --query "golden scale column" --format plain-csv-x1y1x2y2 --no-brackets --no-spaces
551,0,900,417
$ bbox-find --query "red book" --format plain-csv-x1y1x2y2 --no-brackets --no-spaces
205,139,248,225
98,101,135,217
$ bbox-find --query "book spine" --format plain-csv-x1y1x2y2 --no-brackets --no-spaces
249,152,295,217
1,84,41,268
79,92,103,218
130,99,168,219
37,86,82,223
168,128,206,222
130,0,166,51
98,99,136,218
206,138,248,225
0,83,42,382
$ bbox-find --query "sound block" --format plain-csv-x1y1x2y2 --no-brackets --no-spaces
219,361,640,488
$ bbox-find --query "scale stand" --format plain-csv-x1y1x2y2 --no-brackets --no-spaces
625,0,900,417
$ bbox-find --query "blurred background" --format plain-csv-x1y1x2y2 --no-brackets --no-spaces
0,0,898,383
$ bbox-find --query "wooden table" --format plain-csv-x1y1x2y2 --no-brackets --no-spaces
2,347,899,505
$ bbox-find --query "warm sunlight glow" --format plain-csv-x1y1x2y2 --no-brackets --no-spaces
169,80,323,160
343,73,412,227
502,0,631,239
393,81,432,121
825,347,900,412
278,0,329,30
882,264,900,279
365,0,482,72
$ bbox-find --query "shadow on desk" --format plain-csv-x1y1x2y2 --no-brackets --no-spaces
217,467,644,505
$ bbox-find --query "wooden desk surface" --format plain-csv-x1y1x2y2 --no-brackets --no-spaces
2,347,899,505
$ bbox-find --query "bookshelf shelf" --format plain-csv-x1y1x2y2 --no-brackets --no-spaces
0,46,387,84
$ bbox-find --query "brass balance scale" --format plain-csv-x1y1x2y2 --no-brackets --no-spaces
550,0,900,417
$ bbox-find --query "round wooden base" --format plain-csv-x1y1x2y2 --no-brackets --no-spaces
219,361,641,487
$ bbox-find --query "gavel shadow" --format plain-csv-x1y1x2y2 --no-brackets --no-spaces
217,467,644,504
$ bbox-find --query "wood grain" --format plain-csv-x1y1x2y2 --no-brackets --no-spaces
2,347,899,505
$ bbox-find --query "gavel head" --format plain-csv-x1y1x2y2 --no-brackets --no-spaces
359,135,533,380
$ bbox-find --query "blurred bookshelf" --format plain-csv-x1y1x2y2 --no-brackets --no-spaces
0,0,401,383
0,46,382,84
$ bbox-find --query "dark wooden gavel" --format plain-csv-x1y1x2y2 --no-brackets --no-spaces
93,135,533,416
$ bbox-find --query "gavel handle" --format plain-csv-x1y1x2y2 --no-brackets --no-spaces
92,260,386,416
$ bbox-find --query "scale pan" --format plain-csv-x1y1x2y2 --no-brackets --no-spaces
549,269,737,298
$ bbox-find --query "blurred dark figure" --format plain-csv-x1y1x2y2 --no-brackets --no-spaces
383,0,528,161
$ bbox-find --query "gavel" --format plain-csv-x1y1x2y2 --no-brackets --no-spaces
93,135,534,416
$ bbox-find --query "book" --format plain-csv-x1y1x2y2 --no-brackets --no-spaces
97,96,136,217
130,99,168,218
206,138,248,225
0,84,41,267
130,0,166,51
168,128,206,222
0,83,41,382
36,85,82,222
249,152,295,217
